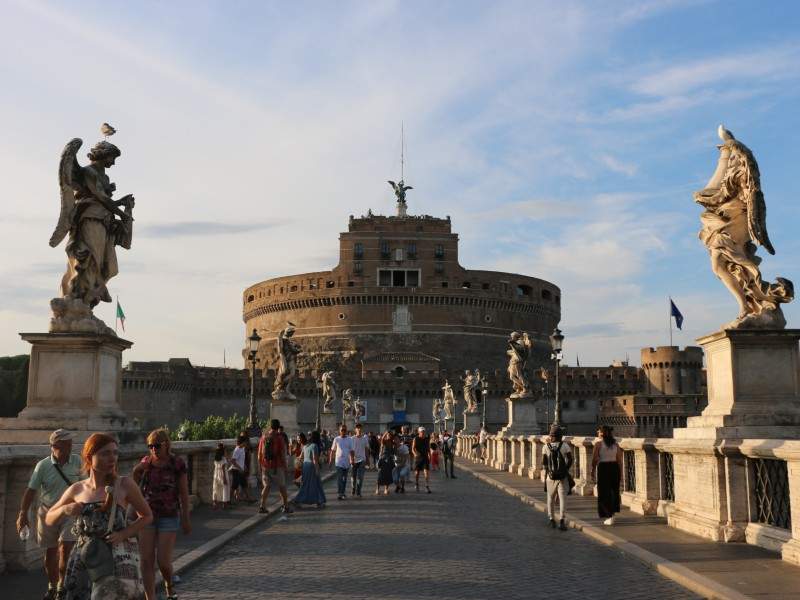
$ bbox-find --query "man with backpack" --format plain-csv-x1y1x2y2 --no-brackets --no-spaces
542,424,573,531
258,419,292,514
441,431,457,479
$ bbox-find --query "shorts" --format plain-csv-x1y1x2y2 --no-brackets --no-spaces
37,505,76,548
414,458,430,472
144,516,180,532
262,468,287,488
231,470,247,490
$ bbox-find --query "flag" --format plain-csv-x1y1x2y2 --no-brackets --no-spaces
116,299,126,332
670,299,683,330
576,355,580,367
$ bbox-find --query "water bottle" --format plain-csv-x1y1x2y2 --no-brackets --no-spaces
19,525,30,542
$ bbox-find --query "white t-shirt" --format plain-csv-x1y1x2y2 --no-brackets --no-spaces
479,430,487,444
231,445,246,471
350,434,369,463
332,435,354,469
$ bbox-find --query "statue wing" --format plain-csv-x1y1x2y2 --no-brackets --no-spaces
737,142,776,255
49,138,84,248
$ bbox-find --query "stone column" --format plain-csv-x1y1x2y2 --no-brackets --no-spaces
462,411,481,434
499,395,539,437
320,412,338,435
620,439,660,515
270,400,300,436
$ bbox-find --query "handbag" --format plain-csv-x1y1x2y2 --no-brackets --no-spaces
80,481,118,583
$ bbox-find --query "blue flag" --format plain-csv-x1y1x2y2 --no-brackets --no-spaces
670,299,684,330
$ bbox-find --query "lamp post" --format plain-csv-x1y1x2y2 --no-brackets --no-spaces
481,378,488,428
549,327,564,429
247,328,262,437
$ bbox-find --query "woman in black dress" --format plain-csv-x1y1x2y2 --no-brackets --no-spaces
591,425,623,525
375,431,396,495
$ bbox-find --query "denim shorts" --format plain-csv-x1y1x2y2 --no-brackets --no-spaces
145,516,180,532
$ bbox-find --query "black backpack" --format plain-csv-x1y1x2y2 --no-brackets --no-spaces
548,441,568,481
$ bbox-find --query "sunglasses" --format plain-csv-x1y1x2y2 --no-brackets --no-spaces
148,443,162,450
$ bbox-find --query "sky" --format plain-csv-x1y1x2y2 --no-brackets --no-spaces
2,0,800,368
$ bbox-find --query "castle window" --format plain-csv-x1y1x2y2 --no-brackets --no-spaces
379,270,392,287
435,262,444,274
578,399,586,410
354,242,364,259
354,261,363,274
462,282,471,289
563,400,571,410
394,248,404,262
406,270,419,287
482,283,490,290
441,281,448,288
392,270,406,286
290,285,298,292
380,241,390,259
434,244,444,259
555,295,560,305
542,289,553,300
407,242,417,259
347,281,355,287
394,366,405,378
516,284,532,297
247,294,254,302
326,280,335,288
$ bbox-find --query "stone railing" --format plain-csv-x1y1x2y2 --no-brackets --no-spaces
0,438,260,574
457,433,800,567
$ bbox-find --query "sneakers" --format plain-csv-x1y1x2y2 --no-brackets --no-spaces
337,495,345,500
559,519,568,531
426,486,431,494
548,518,556,529
258,506,267,514
281,504,294,514
603,517,615,526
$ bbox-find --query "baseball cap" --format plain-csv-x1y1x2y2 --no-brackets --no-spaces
49,429,74,445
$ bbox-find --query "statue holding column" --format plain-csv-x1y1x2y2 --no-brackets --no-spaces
321,370,337,413
694,125,793,329
442,380,456,420
462,370,481,413
272,322,301,401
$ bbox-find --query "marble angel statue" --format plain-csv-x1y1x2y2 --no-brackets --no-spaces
272,323,301,400
321,370,338,412
442,380,456,420
507,331,533,398
694,125,793,329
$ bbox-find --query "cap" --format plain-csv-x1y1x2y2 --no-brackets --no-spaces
49,429,74,445
548,424,562,437
418,426,426,432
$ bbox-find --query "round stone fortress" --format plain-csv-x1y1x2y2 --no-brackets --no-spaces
242,204,561,428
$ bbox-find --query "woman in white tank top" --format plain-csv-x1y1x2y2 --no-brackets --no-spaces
591,425,623,525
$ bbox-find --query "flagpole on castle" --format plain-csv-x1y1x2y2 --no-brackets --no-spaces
669,296,673,347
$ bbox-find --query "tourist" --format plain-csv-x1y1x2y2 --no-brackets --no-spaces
294,430,326,508
368,431,380,470
412,426,432,493
238,430,254,497
376,430,395,495
133,428,191,600
212,442,230,510
16,429,82,600
430,433,441,472
591,425,623,525
543,425,572,531
47,432,152,599
441,431,457,479
292,433,306,485
400,424,413,447
350,423,369,497
229,435,252,503
258,419,292,514
394,436,410,493
329,425,355,500
478,425,488,459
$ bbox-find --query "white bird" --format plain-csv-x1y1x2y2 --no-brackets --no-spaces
101,123,116,138
718,124,734,142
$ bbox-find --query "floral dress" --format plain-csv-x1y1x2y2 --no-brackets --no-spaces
64,502,142,600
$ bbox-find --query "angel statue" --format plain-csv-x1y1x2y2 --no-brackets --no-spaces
442,380,456,420
321,370,338,412
354,396,366,422
272,323,301,401
388,179,413,214
432,396,445,430
49,136,135,334
341,388,354,420
462,370,481,414
507,331,533,398
694,125,793,329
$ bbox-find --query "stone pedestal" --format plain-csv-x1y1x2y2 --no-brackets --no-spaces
0,333,136,444
270,401,299,435
666,329,800,542
499,395,539,436
320,411,338,434
462,411,481,433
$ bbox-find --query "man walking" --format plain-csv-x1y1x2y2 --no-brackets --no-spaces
350,423,369,497
441,431,457,479
543,425,573,531
258,419,293,514
412,426,432,493
329,425,355,500
16,429,82,600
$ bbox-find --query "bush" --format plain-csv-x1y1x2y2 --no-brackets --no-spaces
170,414,259,441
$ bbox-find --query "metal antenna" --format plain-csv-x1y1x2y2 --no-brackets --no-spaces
400,121,405,181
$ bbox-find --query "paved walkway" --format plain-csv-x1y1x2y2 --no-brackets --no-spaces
456,458,800,600
178,468,698,599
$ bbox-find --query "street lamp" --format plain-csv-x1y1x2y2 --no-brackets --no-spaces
247,328,262,437
549,327,564,428
481,378,488,428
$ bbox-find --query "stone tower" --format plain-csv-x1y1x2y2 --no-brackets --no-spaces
640,346,703,396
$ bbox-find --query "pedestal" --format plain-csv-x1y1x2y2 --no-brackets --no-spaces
666,329,800,542
499,395,539,436
270,400,299,435
0,333,137,444
320,412,338,434
462,411,481,433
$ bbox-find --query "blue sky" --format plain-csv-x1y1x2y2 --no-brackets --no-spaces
2,0,800,367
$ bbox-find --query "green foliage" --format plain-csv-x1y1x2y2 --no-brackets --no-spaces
0,355,28,417
170,413,258,441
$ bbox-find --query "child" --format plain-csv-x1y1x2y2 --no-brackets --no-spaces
212,442,231,509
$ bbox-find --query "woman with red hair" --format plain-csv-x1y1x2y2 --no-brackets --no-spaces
46,432,152,599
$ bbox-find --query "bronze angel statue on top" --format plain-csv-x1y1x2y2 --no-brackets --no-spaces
49,133,135,335
694,126,793,329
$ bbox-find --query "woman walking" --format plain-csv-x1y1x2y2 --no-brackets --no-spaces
591,425,623,525
294,431,326,508
212,443,230,510
46,432,152,599
375,431,395,495
292,433,306,486
133,429,191,600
